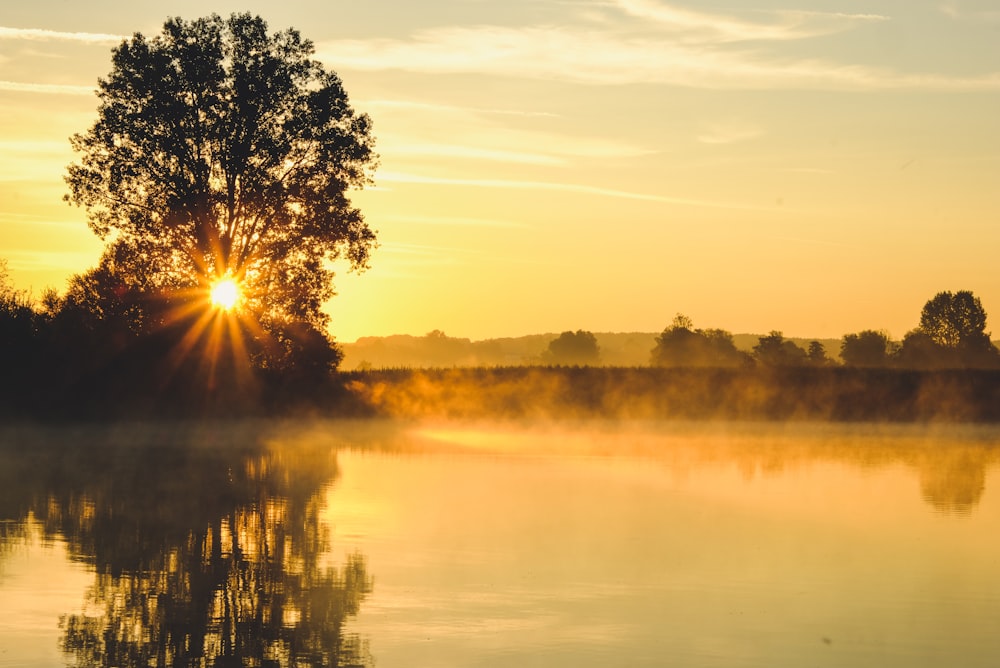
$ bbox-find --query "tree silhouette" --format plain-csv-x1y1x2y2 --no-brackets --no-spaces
806,340,832,366
649,314,747,368
64,13,377,368
919,291,988,349
840,330,895,367
544,330,600,366
753,331,807,367
908,291,999,368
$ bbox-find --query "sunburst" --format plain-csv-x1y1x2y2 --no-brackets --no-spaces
209,277,241,311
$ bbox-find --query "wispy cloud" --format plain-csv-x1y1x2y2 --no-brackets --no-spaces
380,213,528,229
609,0,888,43
360,98,559,118
0,79,93,95
0,26,123,44
384,141,564,166
938,2,1000,22
318,24,1000,91
377,170,767,210
316,1,1000,92
4,249,98,272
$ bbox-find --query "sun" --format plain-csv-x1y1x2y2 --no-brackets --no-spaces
209,277,241,311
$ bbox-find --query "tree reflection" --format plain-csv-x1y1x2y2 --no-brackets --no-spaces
0,423,372,667
917,450,988,515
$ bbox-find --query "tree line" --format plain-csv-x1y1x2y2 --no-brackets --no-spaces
535,290,999,370
646,290,999,370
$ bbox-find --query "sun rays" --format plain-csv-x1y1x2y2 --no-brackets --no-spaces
210,276,241,311
142,275,272,393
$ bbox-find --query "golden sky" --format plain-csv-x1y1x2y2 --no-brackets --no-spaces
1,1,998,342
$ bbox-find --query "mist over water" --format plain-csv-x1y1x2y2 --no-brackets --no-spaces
1,419,999,667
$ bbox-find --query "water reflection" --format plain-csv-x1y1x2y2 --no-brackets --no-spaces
2,419,999,668
0,422,373,668
393,421,1000,515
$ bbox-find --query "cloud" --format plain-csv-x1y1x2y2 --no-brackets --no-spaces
377,170,767,210
0,26,123,44
383,131,651,165
4,249,97,271
380,213,528,229
0,80,94,95
608,0,888,43
384,140,565,166
938,2,1000,22
360,98,559,118
318,24,1000,91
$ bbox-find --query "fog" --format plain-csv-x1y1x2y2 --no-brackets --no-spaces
343,366,1000,423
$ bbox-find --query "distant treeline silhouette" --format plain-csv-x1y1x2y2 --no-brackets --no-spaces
343,292,998,371
650,290,1000,371
4,263,1000,421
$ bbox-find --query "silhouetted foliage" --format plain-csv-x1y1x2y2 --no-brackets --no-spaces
544,330,601,365
912,290,999,368
0,261,46,412
841,330,895,367
753,331,808,367
919,291,989,349
649,314,748,368
64,13,377,373
894,329,948,369
806,341,832,366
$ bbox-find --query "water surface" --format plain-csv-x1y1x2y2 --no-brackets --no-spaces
1,420,998,667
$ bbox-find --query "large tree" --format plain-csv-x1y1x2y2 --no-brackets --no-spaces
918,290,989,350
903,290,999,368
65,13,377,341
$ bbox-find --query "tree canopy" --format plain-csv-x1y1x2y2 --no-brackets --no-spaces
544,330,601,366
649,314,746,368
840,330,895,367
753,331,808,367
918,291,990,350
65,13,377,346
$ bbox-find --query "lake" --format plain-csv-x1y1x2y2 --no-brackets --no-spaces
1,420,998,667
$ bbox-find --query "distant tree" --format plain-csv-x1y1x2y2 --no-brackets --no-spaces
650,314,746,368
840,330,895,367
420,330,474,367
753,331,807,367
895,329,948,369
911,290,998,368
918,291,990,347
64,13,377,371
545,330,600,366
806,340,832,366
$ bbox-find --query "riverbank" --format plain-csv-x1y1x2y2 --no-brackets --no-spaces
343,366,1000,422
6,366,1000,423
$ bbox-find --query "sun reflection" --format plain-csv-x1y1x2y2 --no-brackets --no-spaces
209,277,241,311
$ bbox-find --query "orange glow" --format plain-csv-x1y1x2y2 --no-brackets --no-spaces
209,277,241,311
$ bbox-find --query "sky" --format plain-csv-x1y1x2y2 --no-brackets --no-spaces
1,0,998,343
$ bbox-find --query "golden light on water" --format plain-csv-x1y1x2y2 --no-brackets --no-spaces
209,277,241,311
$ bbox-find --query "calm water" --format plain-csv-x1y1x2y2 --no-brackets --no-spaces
1,420,998,667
